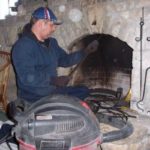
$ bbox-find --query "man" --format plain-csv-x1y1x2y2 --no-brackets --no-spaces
12,7,99,103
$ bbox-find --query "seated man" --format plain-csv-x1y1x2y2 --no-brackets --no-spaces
12,7,99,104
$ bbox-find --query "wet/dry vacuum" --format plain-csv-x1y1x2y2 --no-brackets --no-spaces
12,95,102,150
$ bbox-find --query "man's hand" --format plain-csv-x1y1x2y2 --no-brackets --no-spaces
84,40,99,55
51,76,70,87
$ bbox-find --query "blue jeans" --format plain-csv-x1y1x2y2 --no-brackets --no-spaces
54,86,90,100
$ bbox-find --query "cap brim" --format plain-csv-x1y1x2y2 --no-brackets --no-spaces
53,20,63,25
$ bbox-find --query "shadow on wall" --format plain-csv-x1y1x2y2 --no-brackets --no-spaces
68,33,133,94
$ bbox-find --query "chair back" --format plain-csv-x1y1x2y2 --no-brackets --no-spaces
0,51,10,111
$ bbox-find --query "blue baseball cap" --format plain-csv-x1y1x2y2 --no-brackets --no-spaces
32,7,62,25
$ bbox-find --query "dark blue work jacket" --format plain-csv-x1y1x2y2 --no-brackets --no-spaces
12,32,85,102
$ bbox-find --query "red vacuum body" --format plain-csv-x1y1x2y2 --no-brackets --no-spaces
12,95,102,150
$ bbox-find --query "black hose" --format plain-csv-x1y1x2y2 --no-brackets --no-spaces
96,113,134,143
102,121,133,143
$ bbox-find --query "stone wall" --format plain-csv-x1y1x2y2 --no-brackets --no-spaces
0,0,150,115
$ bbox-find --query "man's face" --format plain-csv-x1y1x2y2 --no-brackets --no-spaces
40,19,57,40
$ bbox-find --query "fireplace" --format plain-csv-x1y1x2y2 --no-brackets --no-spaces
68,33,133,97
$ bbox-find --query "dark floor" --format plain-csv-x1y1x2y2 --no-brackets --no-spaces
0,110,8,121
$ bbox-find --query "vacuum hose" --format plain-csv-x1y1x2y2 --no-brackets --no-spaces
96,113,133,143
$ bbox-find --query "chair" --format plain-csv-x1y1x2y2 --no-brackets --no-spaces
0,51,10,111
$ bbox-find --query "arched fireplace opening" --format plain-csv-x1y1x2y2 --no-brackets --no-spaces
68,33,133,97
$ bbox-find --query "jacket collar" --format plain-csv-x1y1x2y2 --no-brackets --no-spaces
22,23,50,48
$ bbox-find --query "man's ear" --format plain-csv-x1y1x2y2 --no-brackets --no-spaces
37,20,44,28
33,20,43,30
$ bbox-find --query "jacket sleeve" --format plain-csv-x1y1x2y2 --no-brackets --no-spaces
51,38,86,67
12,38,53,95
